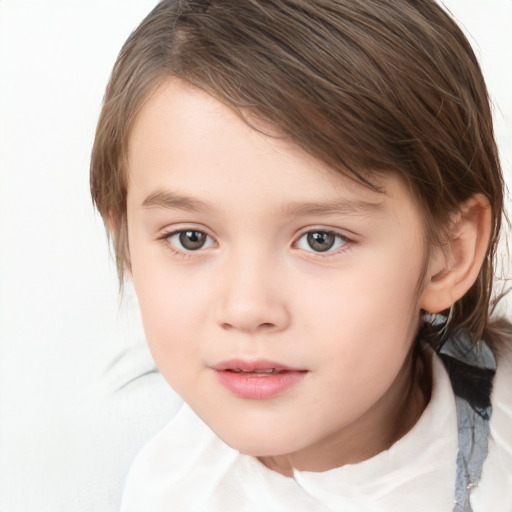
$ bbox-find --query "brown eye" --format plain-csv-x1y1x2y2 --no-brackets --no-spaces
306,232,335,252
166,230,214,252
179,230,207,250
296,230,348,254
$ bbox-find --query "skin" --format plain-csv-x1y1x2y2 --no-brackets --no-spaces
126,79,437,475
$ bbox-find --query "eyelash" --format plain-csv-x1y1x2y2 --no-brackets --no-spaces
157,228,353,258
157,228,216,258
294,230,352,256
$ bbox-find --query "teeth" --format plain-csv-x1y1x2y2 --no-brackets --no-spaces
232,368,280,374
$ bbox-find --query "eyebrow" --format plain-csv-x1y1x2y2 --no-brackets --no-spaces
141,189,384,217
282,198,384,217
142,190,210,212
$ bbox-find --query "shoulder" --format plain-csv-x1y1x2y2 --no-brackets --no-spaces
471,345,512,510
489,345,512,467
489,343,512,467
120,403,238,512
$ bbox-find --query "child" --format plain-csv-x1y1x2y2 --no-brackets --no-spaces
90,0,512,510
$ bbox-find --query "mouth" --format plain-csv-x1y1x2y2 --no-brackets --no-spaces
212,359,305,372
227,368,289,376
211,359,308,399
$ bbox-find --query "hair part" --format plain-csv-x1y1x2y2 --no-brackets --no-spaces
90,0,509,349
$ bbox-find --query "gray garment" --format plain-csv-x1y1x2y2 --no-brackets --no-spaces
438,335,496,512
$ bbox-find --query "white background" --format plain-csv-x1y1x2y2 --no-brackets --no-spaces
0,1,511,511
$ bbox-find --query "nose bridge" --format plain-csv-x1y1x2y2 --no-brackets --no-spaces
215,243,290,333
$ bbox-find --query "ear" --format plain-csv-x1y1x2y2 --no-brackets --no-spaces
419,194,491,313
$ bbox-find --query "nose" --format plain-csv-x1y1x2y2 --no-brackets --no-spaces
215,253,291,334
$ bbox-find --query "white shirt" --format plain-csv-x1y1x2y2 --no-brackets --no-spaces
121,351,512,511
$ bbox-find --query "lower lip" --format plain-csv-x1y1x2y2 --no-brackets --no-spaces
215,370,307,399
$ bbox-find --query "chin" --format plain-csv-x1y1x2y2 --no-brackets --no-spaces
214,424,303,458
189,398,313,457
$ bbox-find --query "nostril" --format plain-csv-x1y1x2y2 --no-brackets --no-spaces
220,321,276,332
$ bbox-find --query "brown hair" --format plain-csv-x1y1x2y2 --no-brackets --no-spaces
90,0,509,349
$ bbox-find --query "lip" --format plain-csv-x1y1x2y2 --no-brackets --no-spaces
211,359,308,400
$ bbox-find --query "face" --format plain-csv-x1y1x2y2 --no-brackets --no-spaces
126,79,432,472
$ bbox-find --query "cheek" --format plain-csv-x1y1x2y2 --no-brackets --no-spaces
137,275,204,328
299,247,422,332
296,248,422,379
135,279,207,396
129,247,209,377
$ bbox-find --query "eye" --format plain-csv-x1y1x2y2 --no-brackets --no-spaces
295,230,348,253
166,230,215,252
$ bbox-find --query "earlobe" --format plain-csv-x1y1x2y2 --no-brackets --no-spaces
419,194,491,314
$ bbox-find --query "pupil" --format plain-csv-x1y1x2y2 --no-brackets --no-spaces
307,232,335,252
179,230,206,250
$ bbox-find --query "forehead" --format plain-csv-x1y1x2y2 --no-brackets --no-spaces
127,79,417,221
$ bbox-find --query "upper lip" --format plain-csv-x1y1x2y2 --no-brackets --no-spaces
211,359,306,372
